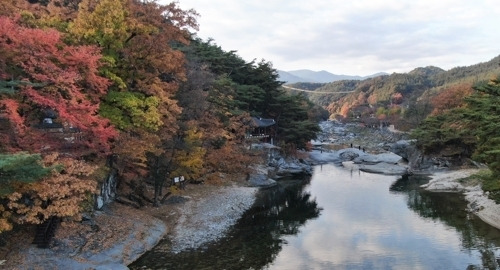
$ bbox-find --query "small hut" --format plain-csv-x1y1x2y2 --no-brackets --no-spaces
247,117,276,144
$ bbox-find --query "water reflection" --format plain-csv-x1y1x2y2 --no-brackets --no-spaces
130,176,322,270
268,165,500,270
131,165,500,270
391,175,500,269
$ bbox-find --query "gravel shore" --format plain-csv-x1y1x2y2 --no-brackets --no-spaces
168,185,258,253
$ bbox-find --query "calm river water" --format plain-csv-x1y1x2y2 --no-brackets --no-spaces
131,164,500,270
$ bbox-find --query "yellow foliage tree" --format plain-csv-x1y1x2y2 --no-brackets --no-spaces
6,154,98,227
171,126,206,181
68,0,128,52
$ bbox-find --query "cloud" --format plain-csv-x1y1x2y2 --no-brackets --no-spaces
268,164,472,269
175,0,500,75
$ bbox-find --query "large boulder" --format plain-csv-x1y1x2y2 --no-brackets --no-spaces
338,148,408,175
389,140,416,161
339,150,359,161
353,152,403,164
270,157,313,177
308,150,341,164
247,164,277,187
247,173,277,188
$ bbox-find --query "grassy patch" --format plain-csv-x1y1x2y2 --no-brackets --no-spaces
469,169,500,203
458,169,488,186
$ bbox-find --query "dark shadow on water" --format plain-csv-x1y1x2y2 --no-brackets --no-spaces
130,175,322,270
391,175,500,270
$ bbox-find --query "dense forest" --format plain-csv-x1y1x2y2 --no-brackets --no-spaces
0,0,321,232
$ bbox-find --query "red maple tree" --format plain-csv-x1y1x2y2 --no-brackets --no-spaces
0,16,116,154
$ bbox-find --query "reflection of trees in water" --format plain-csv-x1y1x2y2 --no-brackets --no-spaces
251,179,323,235
390,175,500,270
130,177,322,270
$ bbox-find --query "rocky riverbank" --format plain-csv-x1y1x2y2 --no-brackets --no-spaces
422,168,500,231
309,121,410,175
2,183,257,270
315,120,500,231
166,185,257,253
2,203,166,270
5,120,498,269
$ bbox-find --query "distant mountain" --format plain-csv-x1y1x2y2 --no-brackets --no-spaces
277,71,305,83
278,69,387,84
308,54,500,123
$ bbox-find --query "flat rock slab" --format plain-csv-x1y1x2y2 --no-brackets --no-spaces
354,152,403,164
421,169,479,192
359,162,408,175
421,169,500,230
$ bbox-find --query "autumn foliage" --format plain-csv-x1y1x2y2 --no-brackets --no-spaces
1,154,97,232
430,83,473,115
0,0,321,235
0,16,116,153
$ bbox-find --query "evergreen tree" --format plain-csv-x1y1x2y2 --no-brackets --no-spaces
410,110,475,156
0,153,58,195
464,76,500,175
273,94,320,150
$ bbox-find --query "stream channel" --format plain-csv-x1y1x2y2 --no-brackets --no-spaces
130,164,500,270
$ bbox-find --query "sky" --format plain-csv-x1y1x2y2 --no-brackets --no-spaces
172,0,500,76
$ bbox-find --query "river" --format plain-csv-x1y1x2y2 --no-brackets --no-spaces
130,164,500,270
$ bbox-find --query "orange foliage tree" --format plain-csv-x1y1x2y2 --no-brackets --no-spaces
4,154,97,230
391,92,403,104
431,83,473,115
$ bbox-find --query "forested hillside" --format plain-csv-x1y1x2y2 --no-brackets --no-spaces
299,55,500,129
0,0,319,232
410,75,500,200
302,55,500,200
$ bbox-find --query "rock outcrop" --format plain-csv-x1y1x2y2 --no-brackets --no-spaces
388,139,474,173
270,156,313,177
310,148,409,175
388,140,426,172
246,146,313,187
95,170,118,210
248,173,277,187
